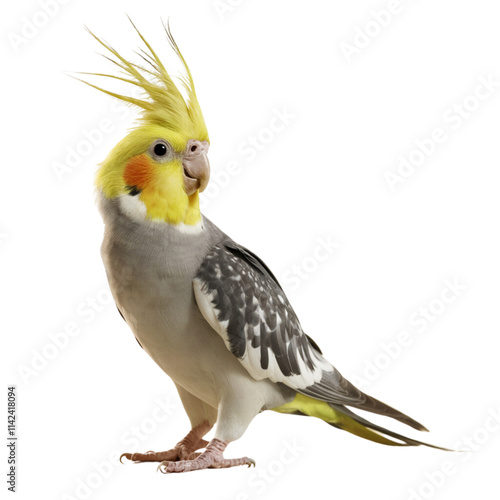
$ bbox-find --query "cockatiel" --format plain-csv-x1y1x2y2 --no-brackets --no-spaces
83,22,446,474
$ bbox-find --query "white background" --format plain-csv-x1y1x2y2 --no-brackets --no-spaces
2,1,500,499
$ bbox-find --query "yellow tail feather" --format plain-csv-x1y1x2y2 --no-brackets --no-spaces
273,393,408,446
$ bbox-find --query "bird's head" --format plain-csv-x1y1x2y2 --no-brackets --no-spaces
81,23,209,227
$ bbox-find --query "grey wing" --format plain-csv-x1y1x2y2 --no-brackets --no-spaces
194,242,331,389
193,241,427,430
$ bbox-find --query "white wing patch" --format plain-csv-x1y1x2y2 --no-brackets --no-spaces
193,270,332,391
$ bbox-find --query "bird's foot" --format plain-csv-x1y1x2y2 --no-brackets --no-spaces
158,438,255,473
120,421,211,464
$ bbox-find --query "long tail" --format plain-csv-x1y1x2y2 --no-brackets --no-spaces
298,368,429,431
273,393,451,450
327,403,451,449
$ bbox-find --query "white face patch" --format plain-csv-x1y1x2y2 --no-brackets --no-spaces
172,221,204,234
118,194,148,222
118,194,204,233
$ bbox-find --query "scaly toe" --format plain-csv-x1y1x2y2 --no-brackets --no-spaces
158,461,174,474
120,449,180,464
157,457,211,473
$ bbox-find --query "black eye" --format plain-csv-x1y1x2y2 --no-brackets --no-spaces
154,143,167,156
149,140,172,161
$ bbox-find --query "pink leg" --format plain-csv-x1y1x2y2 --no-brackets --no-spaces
120,421,212,463
158,438,255,473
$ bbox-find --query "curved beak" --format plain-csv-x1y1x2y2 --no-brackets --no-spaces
182,140,210,195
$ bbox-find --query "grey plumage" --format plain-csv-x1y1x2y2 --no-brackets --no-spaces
194,239,427,432
100,192,432,446
195,242,318,375
87,24,449,470
99,193,295,442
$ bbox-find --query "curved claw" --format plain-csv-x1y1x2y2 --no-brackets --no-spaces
247,458,256,468
120,453,132,464
157,461,169,474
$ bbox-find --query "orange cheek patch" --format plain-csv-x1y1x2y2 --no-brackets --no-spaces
123,154,154,190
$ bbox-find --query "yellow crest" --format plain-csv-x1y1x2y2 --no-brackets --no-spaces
77,20,209,226
78,19,208,143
